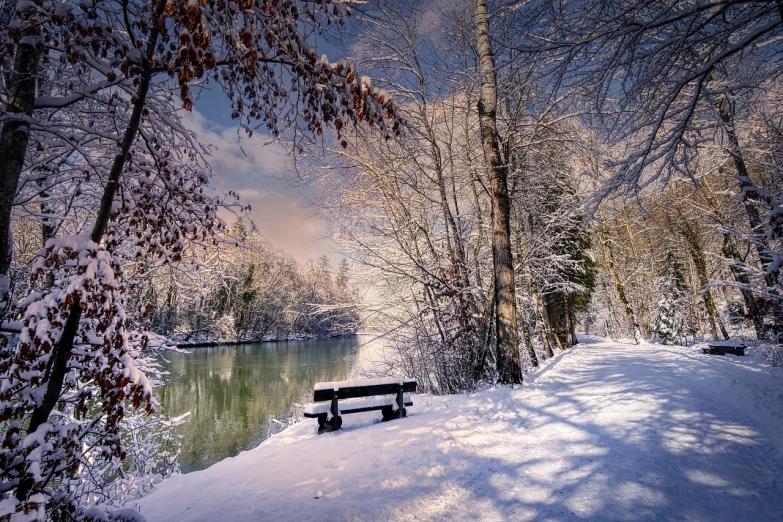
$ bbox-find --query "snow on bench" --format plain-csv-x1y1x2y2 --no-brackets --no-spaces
703,341,746,356
303,394,414,416
314,377,407,391
304,378,417,434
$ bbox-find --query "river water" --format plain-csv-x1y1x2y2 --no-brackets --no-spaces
156,336,375,473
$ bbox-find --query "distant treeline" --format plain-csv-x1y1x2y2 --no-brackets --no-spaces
136,222,361,344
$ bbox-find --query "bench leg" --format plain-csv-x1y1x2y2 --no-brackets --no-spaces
317,413,328,434
381,405,397,422
317,413,342,434
326,392,342,432
396,386,406,418
316,392,344,434
380,389,408,422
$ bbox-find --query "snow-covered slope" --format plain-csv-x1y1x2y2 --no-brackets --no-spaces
133,337,783,521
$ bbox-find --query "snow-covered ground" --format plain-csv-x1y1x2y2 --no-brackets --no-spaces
133,336,783,521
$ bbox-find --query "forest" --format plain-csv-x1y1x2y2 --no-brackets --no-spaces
0,0,782,520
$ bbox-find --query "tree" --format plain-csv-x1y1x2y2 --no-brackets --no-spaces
294,0,493,392
473,0,521,384
513,0,783,192
335,258,350,294
0,0,402,316
598,204,643,343
651,252,688,345
298,0,605,386
0,0,44,315
513,0,783,340
0,0,401,518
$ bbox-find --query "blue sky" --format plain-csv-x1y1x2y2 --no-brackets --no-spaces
185,81,340,268
184,34,352,269
181,3,445,268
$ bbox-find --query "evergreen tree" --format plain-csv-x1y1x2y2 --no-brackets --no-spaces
336,259,350,294
651,252,688,344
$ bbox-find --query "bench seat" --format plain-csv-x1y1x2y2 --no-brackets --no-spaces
304,394,414,417
304,377,417,433
703,342,746,356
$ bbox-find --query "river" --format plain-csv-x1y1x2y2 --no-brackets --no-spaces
155,336,378,473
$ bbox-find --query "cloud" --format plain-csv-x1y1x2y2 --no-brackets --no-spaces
182,111,343,265
235,188,278,200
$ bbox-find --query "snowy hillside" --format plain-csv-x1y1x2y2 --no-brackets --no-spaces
133,337,783,521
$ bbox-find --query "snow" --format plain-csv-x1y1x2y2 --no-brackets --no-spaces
304,394,414,416
313,376,412,391
133,336,783,521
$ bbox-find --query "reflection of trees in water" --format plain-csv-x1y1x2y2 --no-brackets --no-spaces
156,338,359,472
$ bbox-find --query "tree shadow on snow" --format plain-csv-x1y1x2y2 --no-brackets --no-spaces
294,345,783,521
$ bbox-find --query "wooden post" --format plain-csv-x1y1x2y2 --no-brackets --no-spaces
396,384,406,417
330,390,341,430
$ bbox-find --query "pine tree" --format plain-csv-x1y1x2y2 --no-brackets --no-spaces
336,259,350,294
651,252,688,345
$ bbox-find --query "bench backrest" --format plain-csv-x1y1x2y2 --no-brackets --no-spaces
313,380,417,402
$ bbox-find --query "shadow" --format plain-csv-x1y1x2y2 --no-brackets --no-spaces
303,344,783,520
139,342,783,521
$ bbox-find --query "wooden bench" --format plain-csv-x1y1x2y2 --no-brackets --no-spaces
703,341,746,356
303,378,417,434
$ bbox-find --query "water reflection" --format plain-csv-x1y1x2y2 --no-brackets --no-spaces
156,337,361,473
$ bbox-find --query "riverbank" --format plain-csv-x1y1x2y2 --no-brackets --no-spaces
171,332,361,348
154,337,367,472
133,336,783,521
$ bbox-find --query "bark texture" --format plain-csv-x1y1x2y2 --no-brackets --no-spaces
474,0,521,383
17,0,168,503
0,4,44,313
599,208,642,343
679,219,730,341
722,233,765,339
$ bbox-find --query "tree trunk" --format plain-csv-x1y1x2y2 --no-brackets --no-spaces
697,176,767,341
599,208,642,343
679,219,729,341
714,93,782,339
715,96,777,288
543,293,571,349
36,152,56,289
0,1,44,315
465,93,487,291
40,191,56,289
519,304,539,365
600,275,620,338
474,0,521,384
477,276,496,382
568,299,578,345
515,217,539,366
563,295,572,347
17,0,168,503
722,233,765,339
621,206,651,337
536,294,556,354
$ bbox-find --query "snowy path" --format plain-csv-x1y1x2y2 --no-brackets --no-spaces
134,338,783,521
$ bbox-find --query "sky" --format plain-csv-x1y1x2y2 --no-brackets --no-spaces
179,26,361,269
183,87,342,267
179,2,444,269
